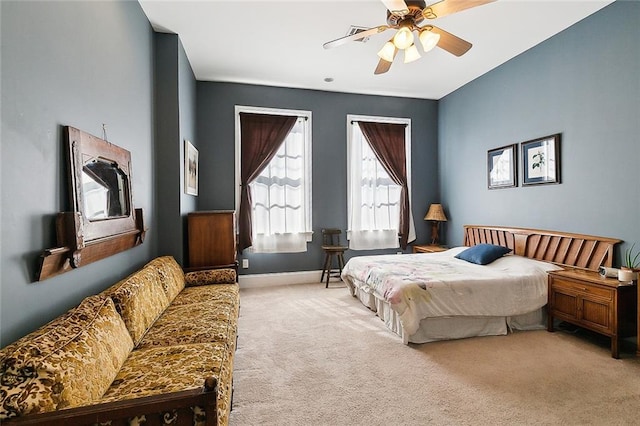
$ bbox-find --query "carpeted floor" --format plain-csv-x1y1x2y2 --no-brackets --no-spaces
229,282,640,425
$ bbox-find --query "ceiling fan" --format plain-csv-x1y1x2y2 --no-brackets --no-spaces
323,0,495,75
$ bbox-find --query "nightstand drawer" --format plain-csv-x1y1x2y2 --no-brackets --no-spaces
551,277,613,301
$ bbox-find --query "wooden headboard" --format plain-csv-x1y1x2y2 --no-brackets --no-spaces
463,225,621,271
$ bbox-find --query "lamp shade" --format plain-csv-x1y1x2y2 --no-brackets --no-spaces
424,203,447,222
393,26,414,50
419,29,441,53
403,44,421,64
377,41,396,62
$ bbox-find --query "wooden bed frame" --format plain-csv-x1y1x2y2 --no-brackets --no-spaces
463,225,620,271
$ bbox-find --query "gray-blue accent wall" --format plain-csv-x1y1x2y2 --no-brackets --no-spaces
0,1,156,346
154,32,198,265
439,1,639,259
196,82,439,275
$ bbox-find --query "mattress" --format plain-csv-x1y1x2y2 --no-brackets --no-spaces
341,247,562,342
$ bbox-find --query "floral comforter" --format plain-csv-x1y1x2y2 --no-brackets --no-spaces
341,247,561,336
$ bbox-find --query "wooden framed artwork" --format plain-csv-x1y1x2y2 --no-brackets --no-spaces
487,144,517,189
521,134,560,186
185,140,199,196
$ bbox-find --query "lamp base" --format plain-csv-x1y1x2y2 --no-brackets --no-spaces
430,221,440,246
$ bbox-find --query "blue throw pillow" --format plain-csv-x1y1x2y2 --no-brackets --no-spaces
455,244,512,265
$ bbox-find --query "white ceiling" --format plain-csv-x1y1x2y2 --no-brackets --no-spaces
138,0,614,100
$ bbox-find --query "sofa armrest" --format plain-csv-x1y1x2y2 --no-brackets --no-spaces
3,377,217,426
185,268,237,286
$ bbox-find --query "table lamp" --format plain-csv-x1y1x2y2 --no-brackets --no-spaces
424,204,447,245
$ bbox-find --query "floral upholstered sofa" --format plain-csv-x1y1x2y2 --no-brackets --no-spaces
0,256,239,426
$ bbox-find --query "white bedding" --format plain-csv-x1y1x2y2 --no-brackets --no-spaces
341,247,562,337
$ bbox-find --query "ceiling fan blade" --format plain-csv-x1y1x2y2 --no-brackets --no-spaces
323,25,390,49
374,58,393,75
374,46,398,75
422,0,496,20
430,25,472,56
380,0,410,16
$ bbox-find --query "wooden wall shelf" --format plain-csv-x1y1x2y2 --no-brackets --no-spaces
36,208,146,281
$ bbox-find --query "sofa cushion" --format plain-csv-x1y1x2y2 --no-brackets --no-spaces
0,296,133,418
99,342,234,426
103,267,170,346
0,302,84,358
144,256,186,302
137,316,236,351
185,268,236,286
162,300,239,326
171,283,240,307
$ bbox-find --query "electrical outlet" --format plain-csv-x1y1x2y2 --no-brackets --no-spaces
242,258,249,269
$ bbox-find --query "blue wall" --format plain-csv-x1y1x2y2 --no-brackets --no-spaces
0,1,156,346
196,82,439,274
439,0,640,261
154,33,198,264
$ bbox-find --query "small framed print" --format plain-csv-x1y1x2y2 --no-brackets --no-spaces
487,144,517,189
521,134,561,186
185,140,198,196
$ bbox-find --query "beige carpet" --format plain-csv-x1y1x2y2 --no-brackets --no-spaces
229,282,640,425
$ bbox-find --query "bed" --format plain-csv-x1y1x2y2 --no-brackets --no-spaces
341,225,620,344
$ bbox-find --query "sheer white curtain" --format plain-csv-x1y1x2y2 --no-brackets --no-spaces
348,120,415,250
249,118,311,253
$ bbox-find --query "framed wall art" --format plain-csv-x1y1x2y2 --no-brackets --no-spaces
521,134,561,186
185,140,199,196
487,144,517,189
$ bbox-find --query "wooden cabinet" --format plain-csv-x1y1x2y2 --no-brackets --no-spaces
413,245,448,254
547,269,637,358
187,211,237,271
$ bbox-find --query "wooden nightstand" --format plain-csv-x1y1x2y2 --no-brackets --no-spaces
413,245,447,254
547,269,637,358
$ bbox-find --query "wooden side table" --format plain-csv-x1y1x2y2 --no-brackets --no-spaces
413,245,448,254
547,269,637,358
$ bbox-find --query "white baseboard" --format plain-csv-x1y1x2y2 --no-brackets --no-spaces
238,270,328,288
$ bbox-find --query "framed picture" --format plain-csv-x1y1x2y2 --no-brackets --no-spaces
185,140,198,196
487,144,517,189
521,134,560,186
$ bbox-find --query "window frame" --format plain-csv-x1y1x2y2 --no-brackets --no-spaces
346,114,413,250
234,105,313,251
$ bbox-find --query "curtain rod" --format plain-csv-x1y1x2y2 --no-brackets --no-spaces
239,111,308,120
350,120,407,126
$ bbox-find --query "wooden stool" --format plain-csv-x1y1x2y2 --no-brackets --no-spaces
321,228,348,288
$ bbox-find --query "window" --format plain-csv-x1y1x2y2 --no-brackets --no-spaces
347,115,415,250
235,106,312,253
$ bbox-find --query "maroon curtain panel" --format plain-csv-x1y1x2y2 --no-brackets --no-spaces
357,121,410,249
238,113,297,252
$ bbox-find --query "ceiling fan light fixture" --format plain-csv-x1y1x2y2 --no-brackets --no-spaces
403,44,421,64
419,29,441,53
392,26,414,50
377,41,396,62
